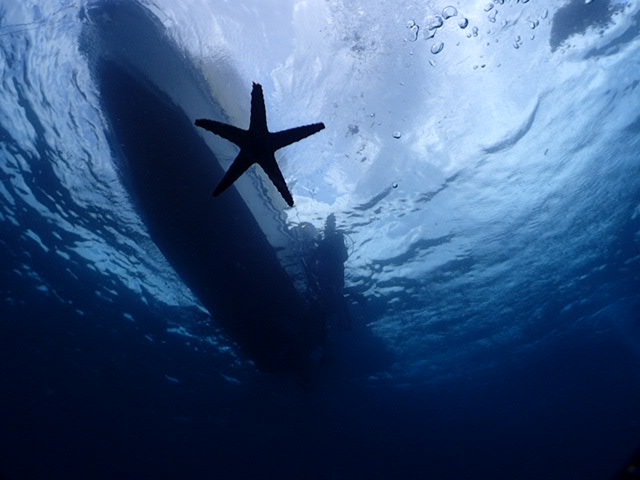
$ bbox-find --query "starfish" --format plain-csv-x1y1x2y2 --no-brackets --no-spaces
195,82,325,207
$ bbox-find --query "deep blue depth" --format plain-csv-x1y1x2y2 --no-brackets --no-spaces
1,2,639,479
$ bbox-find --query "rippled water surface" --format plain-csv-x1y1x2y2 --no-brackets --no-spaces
1,1,639,479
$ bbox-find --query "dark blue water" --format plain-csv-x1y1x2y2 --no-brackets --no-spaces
1,1,639,479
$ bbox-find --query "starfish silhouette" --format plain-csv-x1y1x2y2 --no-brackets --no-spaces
195,83,325,207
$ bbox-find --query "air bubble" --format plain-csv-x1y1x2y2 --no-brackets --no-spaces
472,26,479,37
431,41,444,54
513,35,522,49
392,182,399,188
392,131,402,139
442,6,458,19
488,10,498,22
407,23,420,41
427,15,444,30
458,17,469,29
424,28,437,39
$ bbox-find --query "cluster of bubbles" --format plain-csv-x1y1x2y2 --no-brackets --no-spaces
406,1,552,59
406,5,469,56
480,0,531,24
482,2,549,49
517,7,548,47
396,1,552,138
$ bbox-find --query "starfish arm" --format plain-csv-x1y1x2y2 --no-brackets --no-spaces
271,123,325,150
259,154,295,207
212,150,255,198
195,119,246,146
249,83,268,132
